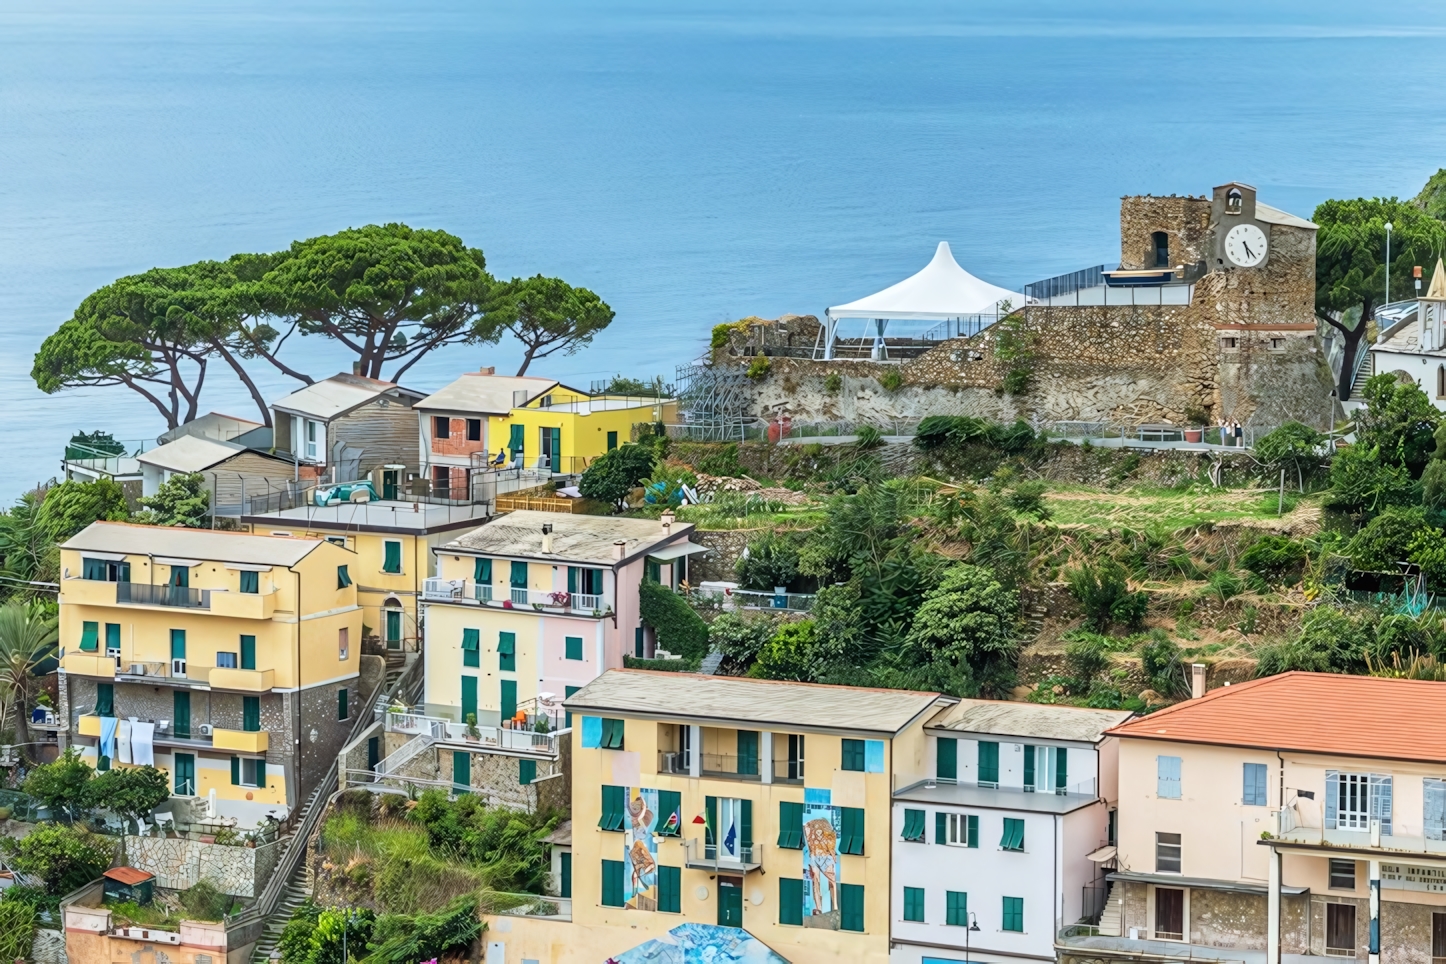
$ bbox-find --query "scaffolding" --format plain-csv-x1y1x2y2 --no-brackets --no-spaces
673,357,755,441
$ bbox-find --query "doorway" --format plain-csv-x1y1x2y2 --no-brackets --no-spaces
540,427,561,473
718,876,743,927
381,469,398,501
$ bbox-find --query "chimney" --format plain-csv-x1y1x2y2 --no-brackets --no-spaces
1191,663,1206,699
660,510,675,531
478,366,495,375
612,540,626,561
541,523,554,554
352,362,363,376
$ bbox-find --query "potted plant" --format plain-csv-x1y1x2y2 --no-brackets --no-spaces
465,713,480,742
531,602,544,611
549,591,571,609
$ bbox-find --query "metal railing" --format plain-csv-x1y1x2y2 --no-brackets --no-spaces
1039,421,1279,451
116,582,210,609
492,893,572,921
687,587,815,613
684,836,762,870
422,578,467,601
1024,264,1107,302
423,579,612,615
382,709,564,754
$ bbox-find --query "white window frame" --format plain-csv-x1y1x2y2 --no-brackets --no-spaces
1155,831,1182,874
1336,772,1370,830
216,652,238,669
945,812,974,847
239,758,263,788
1149,884,1188,942
304,419,320,461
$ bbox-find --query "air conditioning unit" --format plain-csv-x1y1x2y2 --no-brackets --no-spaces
171,658,186,678
129,664,147,676
660,752,679,774
198,723,213,737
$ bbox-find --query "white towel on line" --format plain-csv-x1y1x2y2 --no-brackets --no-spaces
130,720,155,766
115,719,132,765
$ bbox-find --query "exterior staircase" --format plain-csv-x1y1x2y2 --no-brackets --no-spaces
698,648,724,676
1096,881,1123,937
1349,348,1374,399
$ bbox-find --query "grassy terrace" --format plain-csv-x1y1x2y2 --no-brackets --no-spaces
1038,483,1311,531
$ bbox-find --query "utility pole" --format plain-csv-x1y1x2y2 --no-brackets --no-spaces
1385,221,1394,305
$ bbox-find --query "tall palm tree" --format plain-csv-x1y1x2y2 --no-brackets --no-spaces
0,602,58,754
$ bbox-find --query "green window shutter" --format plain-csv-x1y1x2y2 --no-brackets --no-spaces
498,631,516,671
979,741,1000,785
240,635,256,670
778,801,803,849
1024,745,1036,790
565,636,584,660
230,756,240,786
460,676,477,722
509,423,524,455
338,688,349,721
946,890,967,926
510,561,528,588
256,759,266,789
568,567,578,594
656,790,682,836
105,623,120,651
1056,746,1068,792
705,796,717,846
560,852,571,898
658,865,681,913
601,718,625,749
83,558,107,580
474,557,492,583
500,680,517,720
171,629,186,660
967,814,979,848
337,565,351,589
903,886,925,922
935,811,947,845
902,809,926,842
462,628,480,668
80,621,98,652
564,685,579,728
453,750,471,791
243,696,261,732
841,738,865,772
840,883,865,932
937,737,957,781
600,785,627,831
95,683,114,717
1002,896,1024,932
239,570,259,594
740,799,753,858
840,807,865,855
1002,817,1024,851
383,541,402,573
737,730,759,775
779,878,803,925
173,691,191,739
607,431,618,451
601,860,625,907
466,643,481,668
173,753,195,795
519,759,536,785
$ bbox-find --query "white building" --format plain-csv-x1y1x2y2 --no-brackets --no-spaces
889,701,1132,964
1367,258,1446,409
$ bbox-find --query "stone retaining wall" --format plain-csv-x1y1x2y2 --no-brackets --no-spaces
123,834,280,898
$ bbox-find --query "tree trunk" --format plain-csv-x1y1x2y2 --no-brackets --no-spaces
212,340,273,427
1326,299,1373,401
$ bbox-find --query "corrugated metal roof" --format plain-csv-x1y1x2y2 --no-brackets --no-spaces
271,374,419,420
566,669,950,736
138,435,247,473
414,372,560,414
441,510,688,566
1106,672,1446,762
928,699,1133,744
62,521,324,567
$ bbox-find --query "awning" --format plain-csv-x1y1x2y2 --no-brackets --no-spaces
80,551,128,562
648,542,710,562
224,563,273,572
1087,845,1117,863
1107,870,1308,896
154,557,202,568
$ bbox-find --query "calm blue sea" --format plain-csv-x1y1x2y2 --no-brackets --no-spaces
2,0,1446,493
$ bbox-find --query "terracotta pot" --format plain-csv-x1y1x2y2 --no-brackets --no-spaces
1184,429,1203,443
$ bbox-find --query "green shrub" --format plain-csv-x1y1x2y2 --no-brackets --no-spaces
178,880,233,921
1137,631,1186,697
1064,633,1112,683
579,444,656,509
1005,481,1051,521
622,655,697,672
1239,535,1308,584
1348,506,1429,572
878,368,904,392
745,356,771,380
750,620,819,682
824,371,842,393
692,443,742,477
1067,560,1147,632
1205,570,1245,602
1000,367,1031,395
707,611,777,664
0,823,114,895
854,425,885,450
639,579,709,660
0,900,35,962
367,896,482,964
735,530,802,591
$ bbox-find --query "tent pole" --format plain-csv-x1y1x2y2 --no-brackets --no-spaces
823,312,834,361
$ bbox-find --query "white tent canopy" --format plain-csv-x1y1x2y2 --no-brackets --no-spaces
827,241,1022,321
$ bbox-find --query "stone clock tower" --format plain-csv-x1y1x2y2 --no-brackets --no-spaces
1209,182,1271,271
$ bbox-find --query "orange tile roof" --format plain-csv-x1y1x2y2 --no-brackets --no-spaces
1105,671,1446,764
103,867,154,885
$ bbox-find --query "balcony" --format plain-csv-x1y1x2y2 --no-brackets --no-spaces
212,728,268,753
64,653,117,679
117,582,211,610
683,837,763,873
421,579,611,617
60,577,119,606
384,709,563,756
700,753,762,782
209,590,279,620
208,668,275,692
493,893,571,922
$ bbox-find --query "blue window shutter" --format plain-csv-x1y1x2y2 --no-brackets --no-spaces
1325,770,1339,830
1157,755,1181,799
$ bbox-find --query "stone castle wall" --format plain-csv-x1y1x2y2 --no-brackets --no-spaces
1119,194,1213,270
123,833,280,898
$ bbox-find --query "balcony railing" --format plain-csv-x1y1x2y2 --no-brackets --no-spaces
116,582,211,609
493,893,572,921
422,579,612,617
683,836,763,872
422,578,467,601
383,709,564,755
700,753,761,781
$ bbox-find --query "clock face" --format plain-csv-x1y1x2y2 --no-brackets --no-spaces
1224,223,1268,267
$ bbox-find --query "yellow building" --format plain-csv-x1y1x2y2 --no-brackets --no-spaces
243,499,490,653
414,369,676,491
57,522,363,826
483,669,952,964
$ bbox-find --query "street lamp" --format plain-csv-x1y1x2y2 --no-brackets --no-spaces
965,910,981,960
1386,221,1394,305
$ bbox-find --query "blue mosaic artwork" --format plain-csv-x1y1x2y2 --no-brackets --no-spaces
606,922,790,964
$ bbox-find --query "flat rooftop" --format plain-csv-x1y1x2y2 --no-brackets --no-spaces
244,500,492,534
442,510,692,566
566,669,950,737
893,779,1098,815
63,521,323,567
927,700,1133,745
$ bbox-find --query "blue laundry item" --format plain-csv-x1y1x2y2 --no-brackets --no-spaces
99,716,118,760
723,820,737,856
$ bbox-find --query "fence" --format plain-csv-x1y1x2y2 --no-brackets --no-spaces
1023,264,1107,302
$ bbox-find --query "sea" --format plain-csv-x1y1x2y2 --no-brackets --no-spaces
2,0,1446,495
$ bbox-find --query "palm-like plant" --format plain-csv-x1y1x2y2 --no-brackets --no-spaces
0,602,59,754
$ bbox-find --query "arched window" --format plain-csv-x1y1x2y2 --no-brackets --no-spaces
1152,232,1170,268
383,598,404,650
1226,188,1243,215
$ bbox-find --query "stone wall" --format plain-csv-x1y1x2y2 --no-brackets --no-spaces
1119,195,1213,271
688,529,759,584
123,834,280,898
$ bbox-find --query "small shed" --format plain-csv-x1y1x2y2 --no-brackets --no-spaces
102,867,155,905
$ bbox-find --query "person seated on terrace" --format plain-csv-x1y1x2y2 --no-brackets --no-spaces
492,448,507,465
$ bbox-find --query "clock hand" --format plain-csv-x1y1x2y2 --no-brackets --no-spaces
1243,242,1254,258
